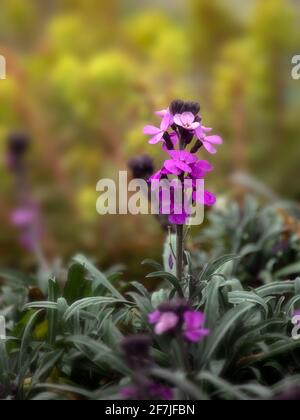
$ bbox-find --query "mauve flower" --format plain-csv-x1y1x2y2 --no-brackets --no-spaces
144,112,172,145
11,208,36,227
183,311,210,343
149,302,209,343
164,150,197,175
169,211,189,225
174,112,200,131
195,126,223,154
154,312,179,335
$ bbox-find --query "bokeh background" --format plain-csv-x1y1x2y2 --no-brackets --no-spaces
1,0,300,279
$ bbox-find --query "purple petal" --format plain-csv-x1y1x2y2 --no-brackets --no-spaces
184,328,210,343
202,141,217,154
179,112,195,127
143,125,160,135
184,310,205,330
205,135,223,145
148,132,164,144
154,312,179,335
175,161,192,173
164,159,182,175
11,209,35,227
204,191,216,206
169,213,189,225
160,112,173,131
148,310,162,324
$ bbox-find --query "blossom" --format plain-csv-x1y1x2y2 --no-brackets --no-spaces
170,99,200,116
149,301,209,343
11,208,36,227
183,311,210,343
164,150,198,175
144,112,173,144
153,312,179,335
174,112,200,131
195,126,223,154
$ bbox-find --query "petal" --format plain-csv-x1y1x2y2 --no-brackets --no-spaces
204,190,216,206
154,312,179,335
201,126,213,133
180,112,195,126
143,125,160,135
148,310,162,324
160,112,173,131
169,213,189,225
205,135,223,145
149,132,164,144
184,328,210,343
184,310,205,329
173,114,184,127
189,122,201,130
202,141,217,154
175,161,192,173
164,159,182,175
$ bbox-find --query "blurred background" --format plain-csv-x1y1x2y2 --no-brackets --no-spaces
1,0,300,279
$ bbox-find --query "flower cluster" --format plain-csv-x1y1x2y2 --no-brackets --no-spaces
148,300,209,343
144,100,222,225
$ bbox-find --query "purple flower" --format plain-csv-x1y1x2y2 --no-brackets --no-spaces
195,126,223,154
164,151,198,175
149,302,209,343
144,112,173,144
173,112,200,131
153,312,179,335
11,208,36,227
183,311,210,343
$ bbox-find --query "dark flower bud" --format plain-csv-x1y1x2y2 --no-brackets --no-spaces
158,299,190,317
183,101,201,116
128,155,154,180
6,132,30,170
170,99,185,115
122,335,152,369
191,140,203,154
163,132,174,150
170,99,200,116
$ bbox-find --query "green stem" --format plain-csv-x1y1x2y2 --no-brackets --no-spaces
176,224,184,283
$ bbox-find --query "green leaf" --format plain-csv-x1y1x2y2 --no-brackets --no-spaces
146,271,184,298
275,263,300,279
63,297,130,321
63,263,86,304
199,254,239,281
73,254,123,299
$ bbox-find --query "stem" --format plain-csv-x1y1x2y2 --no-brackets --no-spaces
176,224,184,283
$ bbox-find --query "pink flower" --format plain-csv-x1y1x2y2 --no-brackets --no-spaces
195,126,223,154
11,208,36,227
154,312,179,335
164,150,198,175
144,112,173,145
183,311,210,343
174,112,200,130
